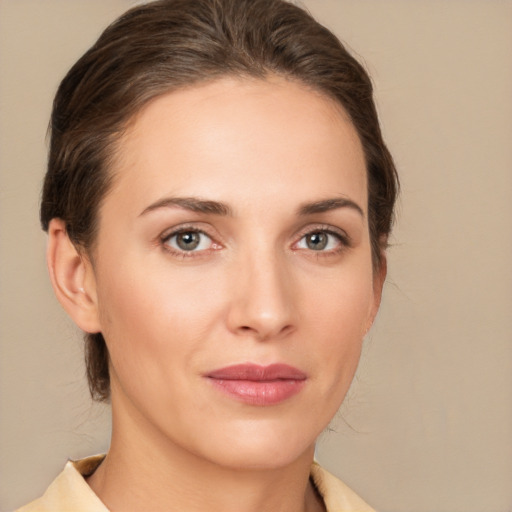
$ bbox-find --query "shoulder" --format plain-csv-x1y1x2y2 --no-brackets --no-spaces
16,455,107,512
310,461,376,512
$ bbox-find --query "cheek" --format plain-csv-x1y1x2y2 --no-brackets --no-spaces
306,255,375,335
94,258,223,378
303,260,375,391
94,269,214,430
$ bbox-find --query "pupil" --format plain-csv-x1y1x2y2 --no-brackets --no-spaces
307,232,327,250
177,232,200,250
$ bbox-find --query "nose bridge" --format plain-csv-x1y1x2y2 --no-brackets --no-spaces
227,239,296,340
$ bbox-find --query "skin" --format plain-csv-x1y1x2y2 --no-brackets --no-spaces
48,76,385,512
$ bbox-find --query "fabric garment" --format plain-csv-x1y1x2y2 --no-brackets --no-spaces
16,455,375,512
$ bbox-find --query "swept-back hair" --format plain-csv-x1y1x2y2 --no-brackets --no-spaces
41,0,398,401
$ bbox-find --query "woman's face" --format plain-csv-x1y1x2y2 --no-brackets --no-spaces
86,76,383,469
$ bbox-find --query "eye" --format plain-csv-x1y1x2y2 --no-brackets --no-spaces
164,229,214,252
296,229,346,252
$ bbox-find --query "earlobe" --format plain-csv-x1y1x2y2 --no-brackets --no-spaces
47,219,102,334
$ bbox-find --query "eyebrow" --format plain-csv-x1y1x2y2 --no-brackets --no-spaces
139,195,363,218
298,197,364,217
139,196,232,217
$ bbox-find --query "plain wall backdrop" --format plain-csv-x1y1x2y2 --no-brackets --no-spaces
1,1,511,511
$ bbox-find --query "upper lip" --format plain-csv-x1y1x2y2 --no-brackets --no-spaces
206,363,307,381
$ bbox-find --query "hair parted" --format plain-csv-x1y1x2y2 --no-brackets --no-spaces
41,0,399,402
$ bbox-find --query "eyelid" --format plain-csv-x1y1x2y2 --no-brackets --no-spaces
296,224,350,242
160,221,217,239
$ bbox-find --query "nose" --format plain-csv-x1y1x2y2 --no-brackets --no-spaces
226,251,297,341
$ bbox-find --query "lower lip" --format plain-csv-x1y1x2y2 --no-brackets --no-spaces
208,378,306,406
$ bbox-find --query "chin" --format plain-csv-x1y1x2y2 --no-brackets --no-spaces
206,445,314,472
192,419,319,471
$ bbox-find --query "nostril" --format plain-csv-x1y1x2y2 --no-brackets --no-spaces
240,325,253,332
236,323,295,340
281,324,294,335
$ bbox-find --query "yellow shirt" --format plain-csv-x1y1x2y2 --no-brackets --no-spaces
17,455,375,512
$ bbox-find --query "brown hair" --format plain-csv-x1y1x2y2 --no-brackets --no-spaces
41,0,398,401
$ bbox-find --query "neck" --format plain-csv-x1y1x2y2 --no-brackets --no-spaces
87,394,325,512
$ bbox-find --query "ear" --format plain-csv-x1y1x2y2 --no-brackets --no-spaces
47,219,102,333
365,243,388,335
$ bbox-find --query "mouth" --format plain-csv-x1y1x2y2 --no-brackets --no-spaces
205,363,307,406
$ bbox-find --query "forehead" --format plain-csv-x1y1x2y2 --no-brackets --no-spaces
107,76,367,215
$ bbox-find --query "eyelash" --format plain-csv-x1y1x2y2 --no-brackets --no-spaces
159,224,351,258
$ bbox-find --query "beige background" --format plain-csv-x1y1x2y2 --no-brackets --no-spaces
1,1,511,511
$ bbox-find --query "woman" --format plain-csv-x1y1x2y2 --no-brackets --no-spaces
18,0,398,510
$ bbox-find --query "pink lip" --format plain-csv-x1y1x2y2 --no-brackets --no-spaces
206,364,307,406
